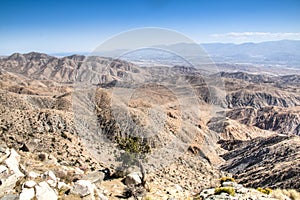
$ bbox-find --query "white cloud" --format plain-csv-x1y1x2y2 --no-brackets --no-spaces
210,32,300,43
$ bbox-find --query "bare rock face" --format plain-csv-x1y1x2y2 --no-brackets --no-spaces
220,135,300,189
207,117,275,141
227,106,300,136
226,90,300,108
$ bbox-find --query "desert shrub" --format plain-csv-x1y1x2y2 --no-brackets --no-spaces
220,176,235,184
214,187,235,196
115,136,151,154
257,187,272,195
115,136,151,166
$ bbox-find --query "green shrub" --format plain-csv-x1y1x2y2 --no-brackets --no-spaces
257,187,272,195
220,177,236,184
115,136,151,166
214,187,235,196
115,136,151,154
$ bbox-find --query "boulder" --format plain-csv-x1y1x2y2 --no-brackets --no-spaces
0,148,9,164
0,194,19,200
0,174,21,196
42,170,56,181
82,171,105,183
199,188,215,199
5,149,24,177
23,180,37,188
35,181,58,200
221,181,237,187
28,171,40,179
113,165,140,178
19,188,35,200
57,181,72,194
94,187,108,200
42,170,57,187
124,172,142,186
0,165,8,178
71,180,95,198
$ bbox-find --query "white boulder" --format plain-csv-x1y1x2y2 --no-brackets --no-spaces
5,149,24,177
35,181,58,200
19,188,35,200
124,172,142,186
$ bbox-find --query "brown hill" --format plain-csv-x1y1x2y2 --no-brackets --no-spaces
0,52,300,198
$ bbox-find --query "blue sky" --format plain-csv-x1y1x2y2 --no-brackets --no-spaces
1,0,300,54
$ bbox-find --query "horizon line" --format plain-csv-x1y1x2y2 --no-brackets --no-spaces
1,39,300,57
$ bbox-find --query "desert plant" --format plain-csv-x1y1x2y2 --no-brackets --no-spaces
214,187,235,196
257,187,272,195
115,135,151,167
115,136,150,154
220,176,235,184
115,136,151,199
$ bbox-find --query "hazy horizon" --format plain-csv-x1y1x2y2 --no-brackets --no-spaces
0,39,299,57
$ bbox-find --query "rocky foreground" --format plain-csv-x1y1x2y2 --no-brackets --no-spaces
1,147,300,200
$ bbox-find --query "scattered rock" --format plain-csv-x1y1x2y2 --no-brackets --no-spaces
0,174,21,196
124,172,142,186
71,180,95,198
35,181,58,200
5,149,24,177
200,188,215,199
57,181,71,195
42,170,57,187
82,170,105,183
222,181,237,187
0,165,8,178
19,188,35,200
0,194,19,200
23,180,36,188
28,171,39,179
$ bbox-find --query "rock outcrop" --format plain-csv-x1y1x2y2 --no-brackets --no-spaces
219,135,300,189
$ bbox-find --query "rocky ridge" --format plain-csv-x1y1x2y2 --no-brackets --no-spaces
0,52,300,199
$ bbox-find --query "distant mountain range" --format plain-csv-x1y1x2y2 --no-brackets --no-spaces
202,40,300,67
50,40,300,68
2,40,300,69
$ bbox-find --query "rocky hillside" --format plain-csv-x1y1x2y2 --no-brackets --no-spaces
219,135,300,189
220,71,300,136
0,52,144,84
227,106,300,135
0,52,300,199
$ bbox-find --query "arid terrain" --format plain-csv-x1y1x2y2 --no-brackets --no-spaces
0,52,299,200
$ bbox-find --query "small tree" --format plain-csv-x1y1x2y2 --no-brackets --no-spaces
115,135,151,191
115,136,150,167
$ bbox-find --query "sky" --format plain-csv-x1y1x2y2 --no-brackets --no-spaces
0,0,300,55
